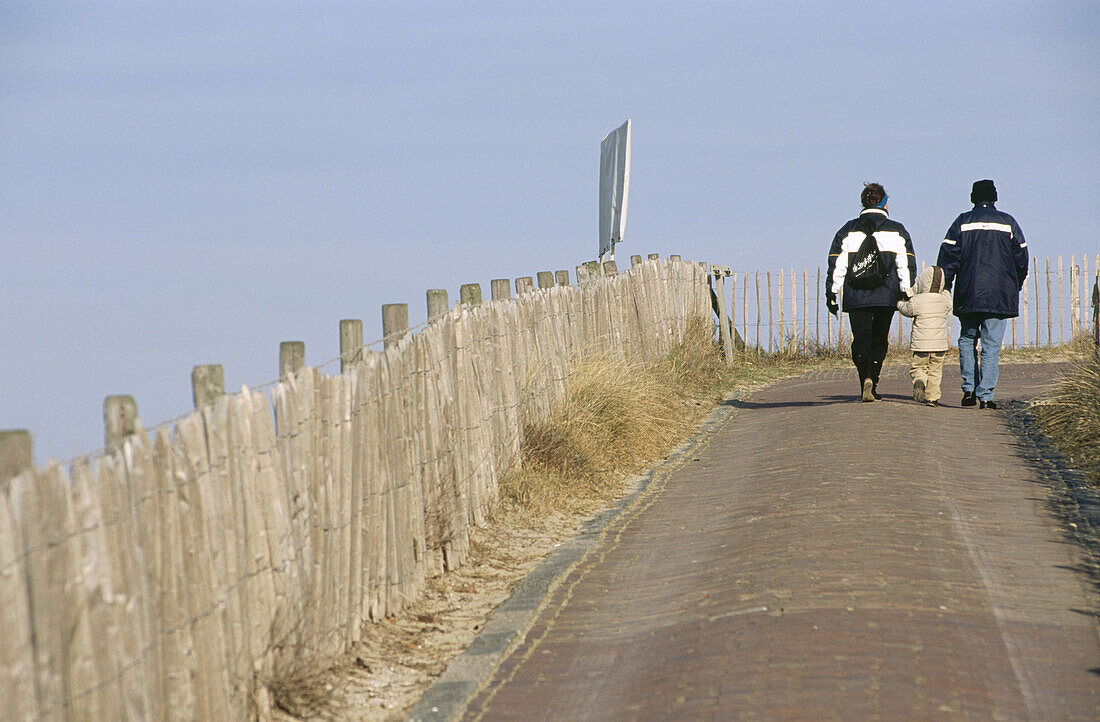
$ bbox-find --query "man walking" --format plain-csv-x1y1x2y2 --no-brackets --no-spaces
826,183,917,401
937,179,1029,409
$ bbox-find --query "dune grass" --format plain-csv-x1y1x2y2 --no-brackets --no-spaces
1033,346,1100,487
498,319,818,516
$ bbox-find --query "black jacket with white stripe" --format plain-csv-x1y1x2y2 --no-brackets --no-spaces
825,208,917,311
936,202,1028,318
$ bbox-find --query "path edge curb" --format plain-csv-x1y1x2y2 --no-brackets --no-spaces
405,390,747,721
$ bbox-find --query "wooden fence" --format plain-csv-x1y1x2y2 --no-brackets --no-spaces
0,258,710,720
717,254,1100,354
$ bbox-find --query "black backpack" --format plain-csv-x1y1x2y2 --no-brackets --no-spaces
847,219,889,290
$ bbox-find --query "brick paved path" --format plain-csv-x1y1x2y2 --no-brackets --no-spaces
464,363,1100,720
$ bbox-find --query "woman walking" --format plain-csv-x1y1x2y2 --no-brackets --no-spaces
825,183,917,401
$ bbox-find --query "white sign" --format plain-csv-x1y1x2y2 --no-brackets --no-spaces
599,119,631,260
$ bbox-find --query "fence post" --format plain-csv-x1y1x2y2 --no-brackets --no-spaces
730,272,738,350
1058,256,1065,344
460,283,482,306
490,279,511,301
630,255,642,267
536,271,554,289
777,272,785,353
0,429,32,485
711,266,734,364
574,265,591,284
1022,276,1029,347
382,303,410,350
280,341,305,381
767,271,773,353
1046,257,1053,347
742,272,748,350
816,268,821,348
339,319,363,372
427,288,449,322
1033,258,1040,345
602,261,618,276
555,270,570,286
755,271,761,353
648,253,660,261
191,364,224,408
1070,258,1081,338
104,395,138,446
1093,276,1099,348
515,276,535,295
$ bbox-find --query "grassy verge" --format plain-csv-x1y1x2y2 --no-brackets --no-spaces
1032,345,1100,488
497,319,826,517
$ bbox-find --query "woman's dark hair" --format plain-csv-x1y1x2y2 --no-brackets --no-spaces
860,182,886,209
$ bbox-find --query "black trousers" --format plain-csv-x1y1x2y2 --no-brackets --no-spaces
848,306,895,384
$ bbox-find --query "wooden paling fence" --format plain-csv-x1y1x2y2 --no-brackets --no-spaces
717,254,1100,354
0,258,710,720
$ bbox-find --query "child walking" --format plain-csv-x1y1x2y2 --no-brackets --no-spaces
896,265,952,406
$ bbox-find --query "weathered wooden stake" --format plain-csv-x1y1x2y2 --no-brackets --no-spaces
104,395,138,446
815,268,821,348
427,289,449,321
515,276,535,295
777,272,785,352
574,265,591,284
191,364,224,408
1046,258,1053,347
555,270,570,286
536,271,554,289
767,271,773,353
1093,276,1099,348
648,253,660,261
602,261,618,276
340,319,363,372
669,254,681,262
460,283,482,306
1029,257,1038,345
0,429,32,484
382,303,410,349
490,279,511,301
630,255,642,267
712,268,733,364
742,272,748,350
1016,274,1025,347
280,341,305,381
1058,256,1065,344
755,271,761,353
1070,258,1081,337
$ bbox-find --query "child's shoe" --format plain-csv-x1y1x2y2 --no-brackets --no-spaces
913,379,926,404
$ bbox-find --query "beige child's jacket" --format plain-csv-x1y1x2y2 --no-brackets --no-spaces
896,266,952,352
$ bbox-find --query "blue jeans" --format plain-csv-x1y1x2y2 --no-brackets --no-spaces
958,314,1007,401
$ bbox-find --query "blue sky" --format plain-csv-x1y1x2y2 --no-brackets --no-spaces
2,1,1097,461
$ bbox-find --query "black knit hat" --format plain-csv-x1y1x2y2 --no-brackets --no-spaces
971,179,997,203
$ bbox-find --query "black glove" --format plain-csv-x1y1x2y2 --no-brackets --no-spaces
827,300,838,316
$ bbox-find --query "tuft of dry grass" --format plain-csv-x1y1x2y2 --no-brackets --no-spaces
499,318,818,517
1033,347,1100,487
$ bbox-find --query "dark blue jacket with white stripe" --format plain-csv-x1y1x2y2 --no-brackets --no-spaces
826,208,917,311
936,202,1028,318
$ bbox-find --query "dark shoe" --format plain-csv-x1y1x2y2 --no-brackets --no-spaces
980,399,997,410
961,391,977,407
871,384,882,400
925,400,939,407
913,380,926,404
861,378,876,402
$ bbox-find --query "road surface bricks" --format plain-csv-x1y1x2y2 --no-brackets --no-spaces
432,363,1100,720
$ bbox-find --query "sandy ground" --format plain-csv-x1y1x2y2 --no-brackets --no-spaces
271,498,610,720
